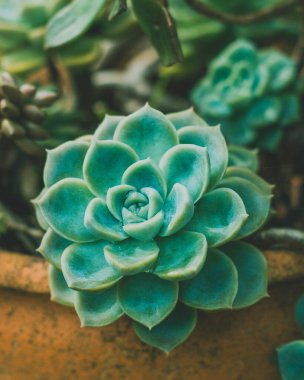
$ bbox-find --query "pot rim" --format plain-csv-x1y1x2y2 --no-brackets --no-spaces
0,249,303,295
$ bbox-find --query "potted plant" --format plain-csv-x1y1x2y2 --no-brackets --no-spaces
1,0,304,379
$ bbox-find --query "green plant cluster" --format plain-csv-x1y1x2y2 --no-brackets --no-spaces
34,104,271,351
0,0,106,76
278,294,304,380
191,39,300,151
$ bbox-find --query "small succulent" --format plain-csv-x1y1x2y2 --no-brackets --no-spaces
191,39,300,151
34,104,271,352
277,294,304,380
0,71,57,158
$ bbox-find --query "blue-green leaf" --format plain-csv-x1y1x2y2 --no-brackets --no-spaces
37,179,97,243
160,183,194,237
48,265,76,307
83,140,138,199
178,125,228,189
130,0,182,66
104,239,159,275
154,232,207,281
186,188,248,247
74,286,124,327
180,248,238,310
84,198,127,242
122,158,167,198
134,303,197,353
114,104,178,163
123,210,164,241
45,0,108,48
221,241,268,309
228,145,259,172
94,115,124,140
295,294,304,330
118,273,178,329
61,241,122,291
44,141,89,188
37,228,71,270
159,144,209,203
224,167,272,195
167,108,207,130
277,341,304,380
218,177,271,239
106,184,135,221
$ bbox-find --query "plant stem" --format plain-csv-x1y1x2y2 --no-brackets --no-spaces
185,0,302,25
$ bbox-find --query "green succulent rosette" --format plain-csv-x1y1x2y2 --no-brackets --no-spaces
191,39,300,151
35,104,271,352
277,295,304,380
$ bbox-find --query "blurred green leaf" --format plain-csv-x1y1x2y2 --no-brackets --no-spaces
109,0,127,20
45,0,109,48
131,0,183,66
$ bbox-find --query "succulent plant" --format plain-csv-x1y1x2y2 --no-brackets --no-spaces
277,294,304,380
0,71,57,158
34,104,271,352
191,39,300,151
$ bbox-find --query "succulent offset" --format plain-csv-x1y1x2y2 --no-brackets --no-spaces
277,294,304,380
35,104,271,352
191,39,300,151
0,71,56,158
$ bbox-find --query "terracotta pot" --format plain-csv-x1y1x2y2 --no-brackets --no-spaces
0,249,304,380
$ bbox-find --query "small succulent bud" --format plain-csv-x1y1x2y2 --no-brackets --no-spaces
20,84,37,99
0,84,24,105
34,91,58,107
1,119,26,138
0,99,20,119
26,123,50,140
0,71,56,156
22,104,46,123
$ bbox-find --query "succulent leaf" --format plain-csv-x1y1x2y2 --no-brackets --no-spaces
83,141,138,199
186,188,248,247
178,125,228,189
114,104,178,163
167,108,207,130
38,228,71,270
49,265,76,307
44,141,89,188
160,183,194,237
123,210,164,241
221,242,268,309
154,232,207,281
75,286,124,327
38,178,97,243
61,241,122,291
84,198,127,242
118,273,178,329
122,158,167,199
179,248,238,310
228,145,259,172
277,341,304,380
94,115,124,141
134,303,197,353
218,177,271,239
104,239,159,275
295,295,304,330
159,144,209,203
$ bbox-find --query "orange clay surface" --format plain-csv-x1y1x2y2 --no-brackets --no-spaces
0,250,303,380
